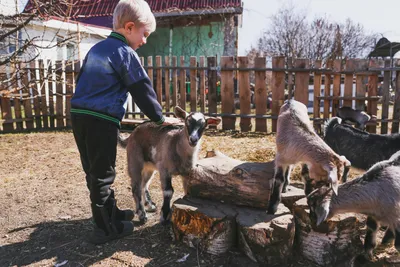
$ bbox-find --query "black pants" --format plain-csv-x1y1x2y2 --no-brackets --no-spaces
71,113,118,205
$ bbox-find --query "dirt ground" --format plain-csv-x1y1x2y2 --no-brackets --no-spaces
0,129,398,267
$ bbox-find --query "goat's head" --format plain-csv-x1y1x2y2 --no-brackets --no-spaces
174,106,221,147
323,155,351,195
307,186,333,226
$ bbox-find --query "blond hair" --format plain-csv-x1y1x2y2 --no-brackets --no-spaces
112,0,156,32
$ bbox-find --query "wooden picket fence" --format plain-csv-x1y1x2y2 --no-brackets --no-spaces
1,56,400,134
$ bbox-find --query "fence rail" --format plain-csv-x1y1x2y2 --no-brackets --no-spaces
1,56,399,134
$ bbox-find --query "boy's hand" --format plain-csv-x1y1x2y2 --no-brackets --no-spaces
161,117,184,126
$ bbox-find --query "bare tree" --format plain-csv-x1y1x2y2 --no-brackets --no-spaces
249,4,378,62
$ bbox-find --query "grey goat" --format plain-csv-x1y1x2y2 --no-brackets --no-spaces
324,117,400,170
307,150,400,258
119,106,221,224
336,106,371,130
267,100,350,214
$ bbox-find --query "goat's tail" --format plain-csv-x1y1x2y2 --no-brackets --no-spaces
323,117,342,137
117,132,129,148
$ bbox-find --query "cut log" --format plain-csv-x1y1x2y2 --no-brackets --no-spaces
171,195,296,265
237,203,295,265
293,197,365,266
184,150,275,209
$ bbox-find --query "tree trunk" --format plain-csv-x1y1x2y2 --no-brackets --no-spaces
171,195,296,265
293,197,365,266
184,150,275,209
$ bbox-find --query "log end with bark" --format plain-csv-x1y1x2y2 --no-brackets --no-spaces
293,197,365,266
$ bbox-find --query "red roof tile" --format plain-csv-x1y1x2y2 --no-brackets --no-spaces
24,0,242,19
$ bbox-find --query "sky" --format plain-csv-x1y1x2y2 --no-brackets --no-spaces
1,0,400,56
238,0,400,55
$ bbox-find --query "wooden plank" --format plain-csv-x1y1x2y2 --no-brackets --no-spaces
393,67,400,133
48,60,55,128
381,59,391,134
207,57,218,117
271,56,285,132
199,56,206,113
367,59,378,133
139,57,145,118
238,56,251,132
313,60,322,132
21,62,34,130
172,56,178,110
332,59,342,117
32,60,42,129
13,97,23,130
39,60,49,129
65,60,74,127
343,59,355,108
220,56,235,130
190,57,197,112
164,56,171,116
179,56,186,109
355,59,368,111
55,60,64,128
156,56,162,105
294,59,310,106
324,60,333,120
287,58,294,99
254,57,267,132
0,97,13,131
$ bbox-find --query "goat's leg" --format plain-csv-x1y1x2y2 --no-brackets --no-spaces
394,226,400,252
160,171,174,225
142,170,156,212
301,164,314,196
364,216,379,259
128,162,147,223
267,165,287,215
282,165,293,193
382,228,395,245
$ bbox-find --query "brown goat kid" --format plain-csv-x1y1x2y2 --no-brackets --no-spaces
267,100,351,215
119,106,221,224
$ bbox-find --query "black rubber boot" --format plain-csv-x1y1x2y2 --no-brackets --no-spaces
109,189,134,221
88,198,134,245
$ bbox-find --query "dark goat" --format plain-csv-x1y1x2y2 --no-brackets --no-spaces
336,106,371,130
323,117,400,170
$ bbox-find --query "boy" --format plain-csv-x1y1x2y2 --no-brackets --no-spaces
70,0,181,244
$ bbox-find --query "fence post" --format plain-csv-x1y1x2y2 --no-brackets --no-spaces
323,60,333,120
199,56,206,113
294,58,310,106
271,56,285,132
381,59,391,134
355,59,368,112
172,56,178,110
164,56,171,116
367,59,378,133
65,60,74,127
254,57,267,132
190,57,197,112
393,60,400,133
21,62,34,130
343,59,355,108
238,56,251,132
179,56,186,109
221,56,235,130
156,56,162,105
313,60,322,133
207,57,218,123
55,60,64,128
332,59,342,117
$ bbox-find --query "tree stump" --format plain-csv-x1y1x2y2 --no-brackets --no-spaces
171,194,297,264
293,197,365,266
184,150,275,209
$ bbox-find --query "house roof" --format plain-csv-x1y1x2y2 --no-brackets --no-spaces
23,0,242,19
368,37,400,58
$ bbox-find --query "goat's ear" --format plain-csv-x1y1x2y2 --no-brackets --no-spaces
174,106,188,119
315,201,330,226
323,164,338,195
206,117,221,126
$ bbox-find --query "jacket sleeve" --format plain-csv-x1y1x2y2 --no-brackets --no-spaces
128,77,165,124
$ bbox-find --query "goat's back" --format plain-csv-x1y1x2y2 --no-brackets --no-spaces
323,117,400,170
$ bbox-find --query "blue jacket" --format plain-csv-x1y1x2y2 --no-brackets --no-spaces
71,32,164,126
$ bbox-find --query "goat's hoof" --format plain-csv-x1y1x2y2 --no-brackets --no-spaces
145,203,157,212
160,213,171,226
267,204,278,215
